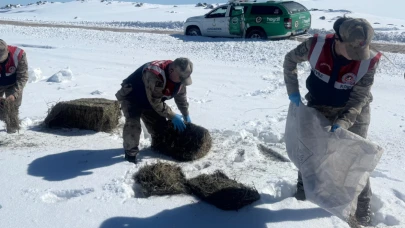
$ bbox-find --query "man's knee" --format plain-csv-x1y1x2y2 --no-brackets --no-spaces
124,118,141,131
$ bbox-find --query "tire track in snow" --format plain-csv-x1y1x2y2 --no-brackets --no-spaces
0,20,181,35
2,20,405,54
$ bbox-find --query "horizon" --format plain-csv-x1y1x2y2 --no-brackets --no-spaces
0,0,223,5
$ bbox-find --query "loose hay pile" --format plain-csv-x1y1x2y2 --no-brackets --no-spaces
0,99,20,132
152,122,212,161
134,164,260,210
187,171,260,210
44,98,121,132
134,162,189,197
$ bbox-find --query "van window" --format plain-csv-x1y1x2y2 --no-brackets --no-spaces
230,6,244,17
207,6,228,18
281,2,308,14
250,6,283,15
243,6,249,14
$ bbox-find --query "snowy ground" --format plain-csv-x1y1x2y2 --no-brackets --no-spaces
1,1,405,228
2,0,405,42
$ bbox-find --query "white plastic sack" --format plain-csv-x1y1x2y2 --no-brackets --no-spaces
285,103,383,221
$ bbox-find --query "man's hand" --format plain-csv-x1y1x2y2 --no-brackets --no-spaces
289,92,301,106
6,95,15,102
331,124,340,132
171,114,186,132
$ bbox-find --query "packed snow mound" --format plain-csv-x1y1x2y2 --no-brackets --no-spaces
47,68,73,83
241,120,284,144
28,67,43,83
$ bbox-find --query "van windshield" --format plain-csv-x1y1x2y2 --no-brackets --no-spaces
281,2,308,14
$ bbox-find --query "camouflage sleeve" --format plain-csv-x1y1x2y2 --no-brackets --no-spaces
174,85,189,117
142,71,176,119
10,52,28,99
335,63,377,129
283,37,313,95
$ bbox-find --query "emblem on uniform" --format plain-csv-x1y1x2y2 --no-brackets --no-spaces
9,66,16,74
342,73,356,85
320,63,332,71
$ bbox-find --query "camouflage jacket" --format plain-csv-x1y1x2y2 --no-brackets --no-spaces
283,36,380,129
142,70,189,120
0,51,29,99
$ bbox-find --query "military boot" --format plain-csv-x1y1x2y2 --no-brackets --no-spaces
6,120,19,134
294,172,306,201
125,147,139,164
6,126,18,134
294,180,306,201
355,201,372,226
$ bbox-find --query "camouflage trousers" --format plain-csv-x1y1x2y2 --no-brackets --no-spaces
298,103,372,206
120,100,166,153
0,84,22,133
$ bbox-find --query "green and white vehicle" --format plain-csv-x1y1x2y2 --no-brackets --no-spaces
184,0,311,39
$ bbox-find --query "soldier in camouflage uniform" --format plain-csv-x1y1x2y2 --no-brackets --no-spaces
115,58,193,163
283,18,381,226
0,39,29,134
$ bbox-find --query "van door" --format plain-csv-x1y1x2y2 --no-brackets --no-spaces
281,2,311,35
249,5,285,38
202,5,229,37
228,6,245,37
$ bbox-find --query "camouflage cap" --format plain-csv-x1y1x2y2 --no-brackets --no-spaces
172,57,193,86
0,39,9,62
339,18,374,60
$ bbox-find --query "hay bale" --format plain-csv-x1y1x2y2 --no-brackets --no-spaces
0,99,20,132
134,162,189,197
44,98,121,132
151,122,212,161
187,171,260,210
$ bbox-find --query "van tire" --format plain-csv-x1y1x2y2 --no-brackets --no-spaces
186,26,202,36
246,29,267,39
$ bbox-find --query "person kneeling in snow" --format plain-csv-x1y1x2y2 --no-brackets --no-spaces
115,58,193,163
283,17,381,226
0,39,28,134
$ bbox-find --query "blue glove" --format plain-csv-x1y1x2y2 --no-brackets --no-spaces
183,115,191,123
331,124,340,132
289,92,301,106
171,114,186,132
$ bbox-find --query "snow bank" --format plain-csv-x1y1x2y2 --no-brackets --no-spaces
47,68,74,83
28,67,43,83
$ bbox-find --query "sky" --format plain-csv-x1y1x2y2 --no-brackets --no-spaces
1,0,222,5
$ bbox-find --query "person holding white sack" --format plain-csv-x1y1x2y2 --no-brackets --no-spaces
283,17,382,226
